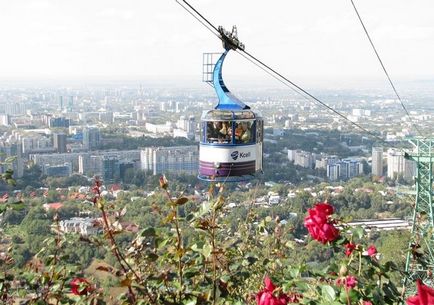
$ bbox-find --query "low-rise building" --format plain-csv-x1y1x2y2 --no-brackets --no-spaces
59,217,101,236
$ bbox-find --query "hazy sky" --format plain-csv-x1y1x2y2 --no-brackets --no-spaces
1,0,434,85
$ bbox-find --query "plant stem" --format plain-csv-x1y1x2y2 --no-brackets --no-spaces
174,206,184,300
163,189,184,301
211,210,217,305
100,206,137,304
93,177,155,303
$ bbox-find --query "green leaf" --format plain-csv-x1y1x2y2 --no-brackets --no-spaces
147,253,158,261
190,243,199,252
202,242,212,258
11,203,25,210
289,267,300,278
352,226,364,239
140,227,156,237
339,288,358,304
175,197,189,205
243,256,258,266
183,298,197,305
0,205,6,213
322,285,336,301
200,201,211,215
4,156,16,163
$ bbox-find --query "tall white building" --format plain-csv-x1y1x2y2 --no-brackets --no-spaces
174,115,195,140
371,147,383,177
0,114,10,126
140,146,198,175
387,148,416,180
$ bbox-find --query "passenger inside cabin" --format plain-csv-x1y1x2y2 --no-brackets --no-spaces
207,121,232,143
235,121,252,144
207,121,221,142
234,124,243,142
240,122,251,143
218,122,231,143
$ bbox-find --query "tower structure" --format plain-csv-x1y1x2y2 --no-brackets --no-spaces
53,133,67,153
404,138,434,292
83,127,100,151
371,146,383,177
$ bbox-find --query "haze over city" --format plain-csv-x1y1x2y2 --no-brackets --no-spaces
1,0,434,88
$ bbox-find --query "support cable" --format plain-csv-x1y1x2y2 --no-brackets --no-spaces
239,48,387,144
175,0,220,39
235,50,314,103
349,0,424,137
179,0,219,33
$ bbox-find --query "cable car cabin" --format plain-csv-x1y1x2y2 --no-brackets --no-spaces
199,109,263,181
198,48,263,182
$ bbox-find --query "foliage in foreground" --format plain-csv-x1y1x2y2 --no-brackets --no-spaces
0,176,430,305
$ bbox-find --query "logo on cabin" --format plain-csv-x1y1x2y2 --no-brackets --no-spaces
231,150,251,160
231,151,239,160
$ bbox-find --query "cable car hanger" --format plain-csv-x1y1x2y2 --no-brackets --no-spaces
213,26,249,111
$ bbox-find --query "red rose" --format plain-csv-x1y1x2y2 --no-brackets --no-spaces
344,243,357,256
367,245,377,257
406,279,434,305
256,276,299,305
70,278,92,296
304,203,339,244
363,301,373,305
336,275,357,289
345,276,357,289
315,203,334,216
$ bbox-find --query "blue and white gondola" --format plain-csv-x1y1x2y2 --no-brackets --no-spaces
198,49,263,182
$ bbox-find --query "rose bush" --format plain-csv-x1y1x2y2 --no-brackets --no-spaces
0,176,430,305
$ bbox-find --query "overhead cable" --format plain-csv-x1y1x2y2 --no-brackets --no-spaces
349,0,424,137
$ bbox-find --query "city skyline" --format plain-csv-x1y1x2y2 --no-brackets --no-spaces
1,0,434,87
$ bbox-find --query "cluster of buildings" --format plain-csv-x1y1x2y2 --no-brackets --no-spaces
287,145,417,182
0,125,102,178
287,149,365,181
0,86,205,181
0,85,430,186
29,145,199,182
0,100,199,182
